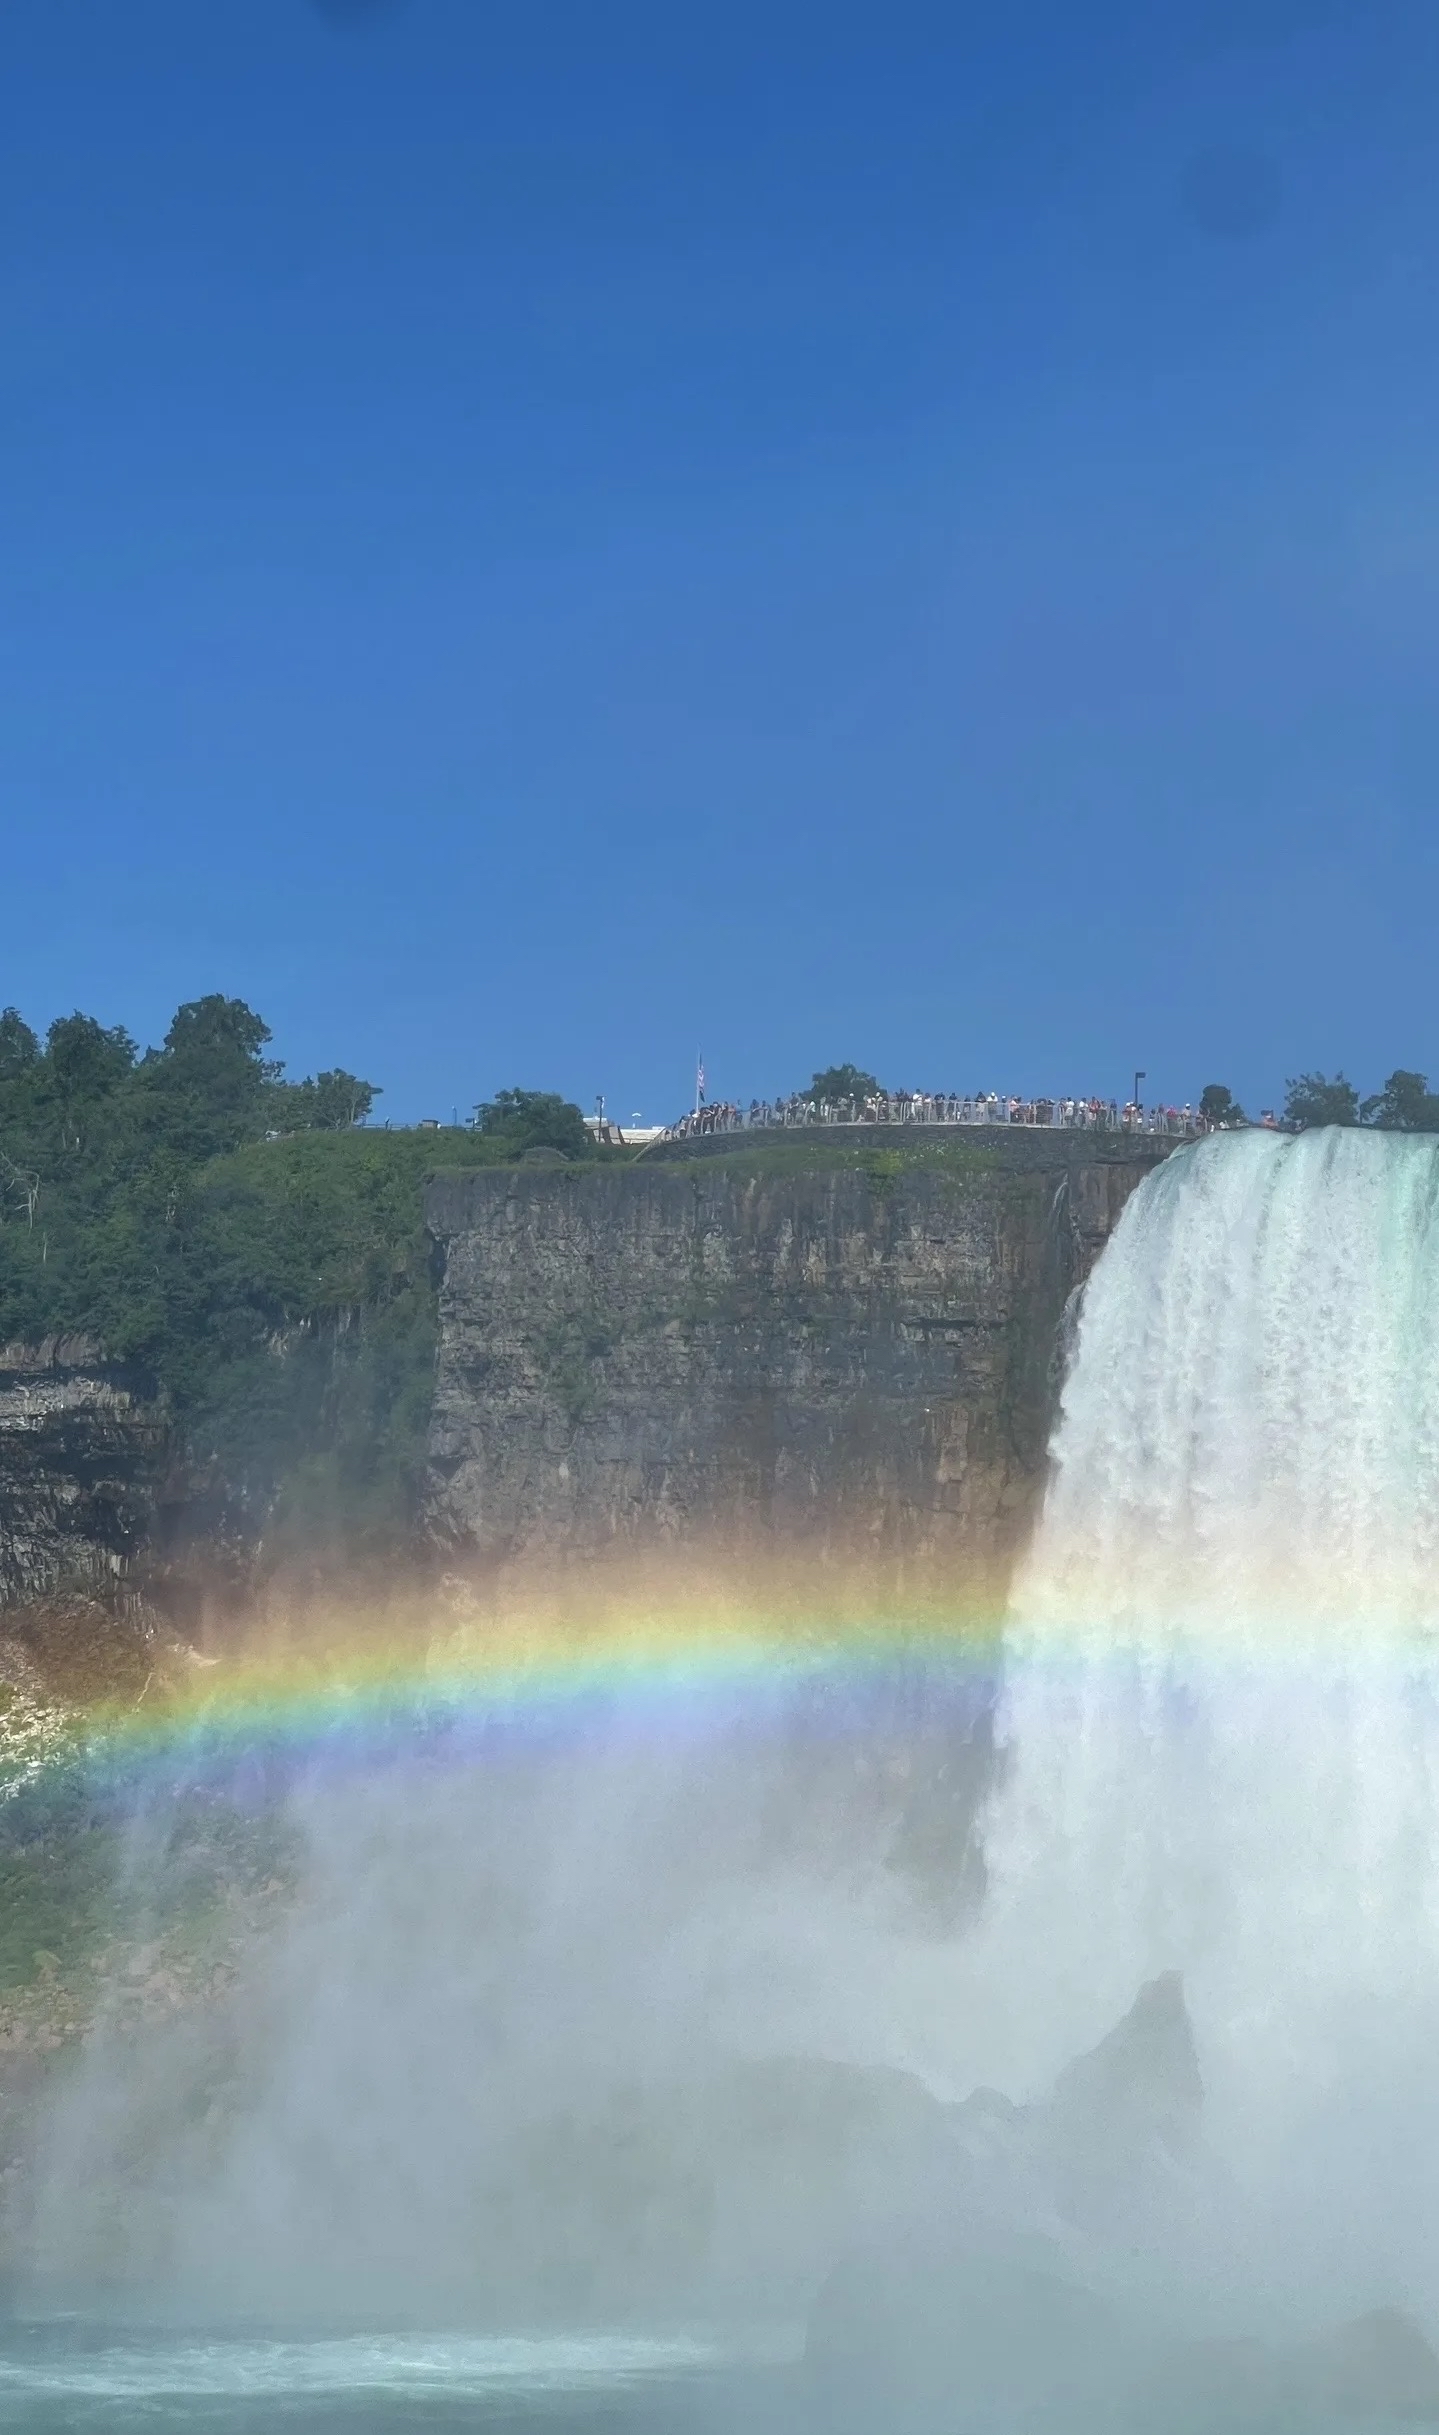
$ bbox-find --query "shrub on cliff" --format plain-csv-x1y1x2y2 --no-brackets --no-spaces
809,1064,881,1109
1282,1070,1439,1133
1361,1071,1439,1131
474,1087,590,1159
1283,1072,1361,1129
1199,1084,1246,1128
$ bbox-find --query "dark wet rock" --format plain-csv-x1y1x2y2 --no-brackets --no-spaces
807,2231,1124,2429
933,1973,1208,2241
804,1974,1219,2425
0,1339,165,1614
951,2084,1022,2130
1050,1969,1204,2162
475,2054,953,2315
1306,2307,1439,2420
1138,2309,1439,2430
1130,2331,1304,2431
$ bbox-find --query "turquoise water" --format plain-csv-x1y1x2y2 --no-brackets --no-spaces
0,2317,1389,2432
0,2321,801,2431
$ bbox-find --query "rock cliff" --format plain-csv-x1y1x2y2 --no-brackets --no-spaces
0,1338,167,1612
425,1133,1175,1581
0,1133,1177,1623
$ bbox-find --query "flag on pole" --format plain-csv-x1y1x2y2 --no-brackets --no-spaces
696,1054,706,1109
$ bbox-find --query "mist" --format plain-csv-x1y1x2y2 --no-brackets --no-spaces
17,1643,996,2327
10,1129,1439,2427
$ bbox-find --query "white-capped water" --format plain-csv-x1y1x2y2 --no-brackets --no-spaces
0,2326,749,2402
966,1126,1439,2308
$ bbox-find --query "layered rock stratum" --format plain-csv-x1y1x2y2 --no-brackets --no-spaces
0,1131,1177,1621
425,1133,1172,1579
0,1339,165,1613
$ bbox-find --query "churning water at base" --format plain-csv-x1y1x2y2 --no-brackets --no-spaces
0,2323,799,2431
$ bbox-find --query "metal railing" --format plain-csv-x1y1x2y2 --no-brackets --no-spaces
657,1095,1218,1145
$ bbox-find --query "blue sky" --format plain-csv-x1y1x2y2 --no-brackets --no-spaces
2,0,1436,1123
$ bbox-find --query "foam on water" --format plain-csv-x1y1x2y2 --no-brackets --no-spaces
0,2325,770,2399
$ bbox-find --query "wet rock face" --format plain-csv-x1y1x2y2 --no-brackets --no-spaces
1050,1967,1205,2163
425,1141,1170,1576
0,1339,166,1612
806,1975,1439,2433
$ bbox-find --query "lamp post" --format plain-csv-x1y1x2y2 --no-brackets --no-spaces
1133,1069,1146,1111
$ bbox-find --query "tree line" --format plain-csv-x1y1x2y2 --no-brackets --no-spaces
1198,1073,1439,1132
0,994,380,1183
0,997,601,1558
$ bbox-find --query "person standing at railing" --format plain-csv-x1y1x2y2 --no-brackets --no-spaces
653,1087,1231,1144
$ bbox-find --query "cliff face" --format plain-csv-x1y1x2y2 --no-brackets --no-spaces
425,1136,1175,1581
0,1135,1176,1623
0,1339,168,1613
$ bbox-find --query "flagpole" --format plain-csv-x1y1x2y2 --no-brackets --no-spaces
694,1050,703,1116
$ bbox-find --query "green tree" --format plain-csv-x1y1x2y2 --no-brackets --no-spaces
0,1010,39,1082
809,1064,881,1107
0,995,400,1360
474,1088,590,1159
270,1069,380,1132
136,996,280,1162
1199,1083,1246,1127
1283,1072,1361,1129
1361,1070,1439,1131
44,1014,136,1108
31,1015,137,1158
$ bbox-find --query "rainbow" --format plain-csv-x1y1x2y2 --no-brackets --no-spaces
18,1580,1008,1807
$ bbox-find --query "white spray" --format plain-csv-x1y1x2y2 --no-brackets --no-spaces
964,1127,1439,2309
25,1125,1439,2341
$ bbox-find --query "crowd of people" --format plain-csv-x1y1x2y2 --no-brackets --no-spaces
660,1092,1218,1142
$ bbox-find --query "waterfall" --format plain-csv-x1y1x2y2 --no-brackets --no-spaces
1020,1126,1439,1635
961,1127,1439,2301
